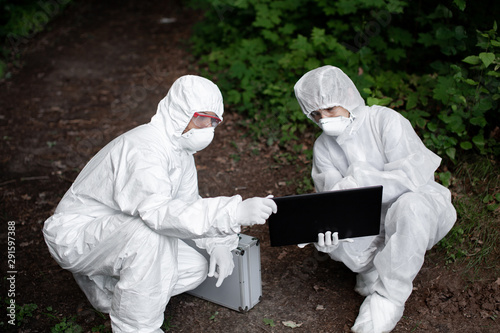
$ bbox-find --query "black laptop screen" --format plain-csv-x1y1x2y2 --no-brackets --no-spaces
267,186,383,247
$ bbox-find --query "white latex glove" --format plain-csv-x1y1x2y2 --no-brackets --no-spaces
208,246,235,287
332,176,358,191
236,195,278,226
314,231,353,253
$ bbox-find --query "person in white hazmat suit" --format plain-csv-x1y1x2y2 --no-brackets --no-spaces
293,66,456,333
43,75,277,333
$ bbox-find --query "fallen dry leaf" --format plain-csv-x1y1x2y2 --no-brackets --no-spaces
278,250,287,260
282,321,303,328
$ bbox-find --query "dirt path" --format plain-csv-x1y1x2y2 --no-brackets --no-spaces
1,1,499,332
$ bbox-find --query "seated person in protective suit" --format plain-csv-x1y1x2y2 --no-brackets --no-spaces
294,66,456,333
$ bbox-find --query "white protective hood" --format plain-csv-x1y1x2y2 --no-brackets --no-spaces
150,74,224,149
294,65,365,122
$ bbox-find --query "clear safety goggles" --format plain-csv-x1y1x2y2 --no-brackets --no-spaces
192,112,222,128
310,106,349,123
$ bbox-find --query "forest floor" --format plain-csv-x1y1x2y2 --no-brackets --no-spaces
0,0,499,332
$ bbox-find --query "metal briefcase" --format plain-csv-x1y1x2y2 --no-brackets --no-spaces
184,234,262,312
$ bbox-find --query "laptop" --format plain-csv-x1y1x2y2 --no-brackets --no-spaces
267,185,383,247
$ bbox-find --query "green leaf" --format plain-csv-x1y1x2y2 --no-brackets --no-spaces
336,0,358,15
454,26,467,40
441,114,458,125
487,70,500,78
305,58,321,70
470,116,487,127
436,27,454,41
453,0,466,11
262,30,280,43
229,61,247,79
367,97,393,106
388,27,413,47
457,95,467,105
462,55,481,65
209,311,219,321
479,52,495,68
263,318,276,327
438,171,452,187
367,97,377,106
433,76,455,103
475,98,493,112
465,78,478,85
460,141,473,150
472,134,485,147
279,23,296,35
427,122,438,132
386,48,406,62
242,89,254,105
445,147,456,160
416,117,426,128
483,194,494,203
487,203,500,211
387,0,407,13
418,33,435,47
253,4,281,29
290,34,312,53
226,90,241,105
311,27,326,46
406,93,418,110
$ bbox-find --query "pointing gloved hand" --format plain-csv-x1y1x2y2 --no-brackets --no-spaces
236,195,278,226
314,231,353,253
208,246,234,287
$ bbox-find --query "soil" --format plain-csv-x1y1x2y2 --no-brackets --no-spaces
0,1,499,332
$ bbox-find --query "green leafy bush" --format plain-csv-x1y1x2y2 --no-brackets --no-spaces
414,23,499,161
187,0,499,158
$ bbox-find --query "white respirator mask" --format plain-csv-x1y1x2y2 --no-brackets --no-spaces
179,127,215,153
319,116,353,136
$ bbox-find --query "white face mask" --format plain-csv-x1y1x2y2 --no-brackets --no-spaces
179,127,215,153
319,116,352,136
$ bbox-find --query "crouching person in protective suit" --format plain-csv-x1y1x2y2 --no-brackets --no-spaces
294,66,456,333
43,75,277,333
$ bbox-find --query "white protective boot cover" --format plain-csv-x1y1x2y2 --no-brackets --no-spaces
351,293,404,333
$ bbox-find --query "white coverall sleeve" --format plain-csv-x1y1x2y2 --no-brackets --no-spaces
311,146,344,193
340,113,441,203
176,166,240,252
112,144,242,239
193,234,239,254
